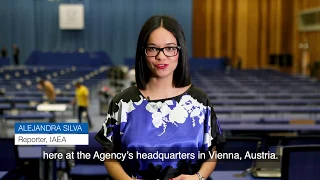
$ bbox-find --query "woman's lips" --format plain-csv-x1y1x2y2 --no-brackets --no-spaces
155,64,168,69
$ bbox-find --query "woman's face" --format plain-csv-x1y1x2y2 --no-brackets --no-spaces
145,27,179,80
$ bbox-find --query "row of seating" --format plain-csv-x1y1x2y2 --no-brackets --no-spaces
192,70,320,94
0,66,108,137
190,69,320,126
0,66,108,92
0,66,107,109
1,67,320,128
25,51,113,66
211,99,320,105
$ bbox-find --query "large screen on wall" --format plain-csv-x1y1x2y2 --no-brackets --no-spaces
59,4,84,30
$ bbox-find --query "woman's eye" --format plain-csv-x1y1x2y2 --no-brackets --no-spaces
165,47,176,51
149,47,157,51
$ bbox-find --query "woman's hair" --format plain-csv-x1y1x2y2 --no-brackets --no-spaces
135,15,191,90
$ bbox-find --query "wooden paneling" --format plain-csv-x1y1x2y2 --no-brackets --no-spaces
193,0,320,72
221,0,228,57
226,0,236,64
292,0,300,73
205,0,213,57
192,0,207,57
235,0,249,68
260,0,269,68
246,0,259,68
281,0,293,53
269,0,280,54
213,0,222,57
292,0,320,74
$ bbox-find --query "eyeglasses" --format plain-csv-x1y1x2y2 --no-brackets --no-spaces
144,46,181,57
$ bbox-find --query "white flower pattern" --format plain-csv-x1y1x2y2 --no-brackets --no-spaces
146,94,206,136
152,112,163,128
179,95,206,127
168,103,188,124
103,95,145,140
146,100,174,136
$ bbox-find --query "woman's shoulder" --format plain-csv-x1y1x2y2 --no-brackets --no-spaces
111,86,142,103
189,85,209,97
187,85,211,105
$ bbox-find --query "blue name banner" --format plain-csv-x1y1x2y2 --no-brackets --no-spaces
15,123,88,134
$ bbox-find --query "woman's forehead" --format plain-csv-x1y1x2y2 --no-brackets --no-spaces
147,27,177,46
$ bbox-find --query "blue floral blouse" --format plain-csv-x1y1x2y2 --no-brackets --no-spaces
95,85,225,179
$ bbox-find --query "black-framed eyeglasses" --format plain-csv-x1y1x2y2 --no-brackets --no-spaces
144,46,181,57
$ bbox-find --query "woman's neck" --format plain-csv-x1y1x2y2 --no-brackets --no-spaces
147,77,174,91
143,77,176,100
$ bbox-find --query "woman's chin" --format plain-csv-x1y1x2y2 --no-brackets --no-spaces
152,72,173,79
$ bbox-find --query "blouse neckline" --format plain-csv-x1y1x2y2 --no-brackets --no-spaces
134,84,193,102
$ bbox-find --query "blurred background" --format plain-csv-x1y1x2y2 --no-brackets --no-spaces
0,0,320,180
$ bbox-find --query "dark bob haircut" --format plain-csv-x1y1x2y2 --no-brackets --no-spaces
135,15,191,90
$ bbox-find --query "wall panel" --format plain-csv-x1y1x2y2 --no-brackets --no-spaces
193,0,320,73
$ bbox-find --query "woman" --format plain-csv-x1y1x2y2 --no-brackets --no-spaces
95,15,225,180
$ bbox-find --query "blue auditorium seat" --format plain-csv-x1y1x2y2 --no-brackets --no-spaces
214,137,262,171
13,104,37,111
4,112,53,120
25,51,113,67
0,138,24,180
69,132,108,178
280,135,320,146
0,97,9,103
213,106,320,114
123,57,135,67
0,58,10,66
69,164,108,177
0,103,11,110
220,124,320,131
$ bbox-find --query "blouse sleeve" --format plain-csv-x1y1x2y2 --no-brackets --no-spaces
95,100,120,153
204,105,226,153
209,106,226,152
